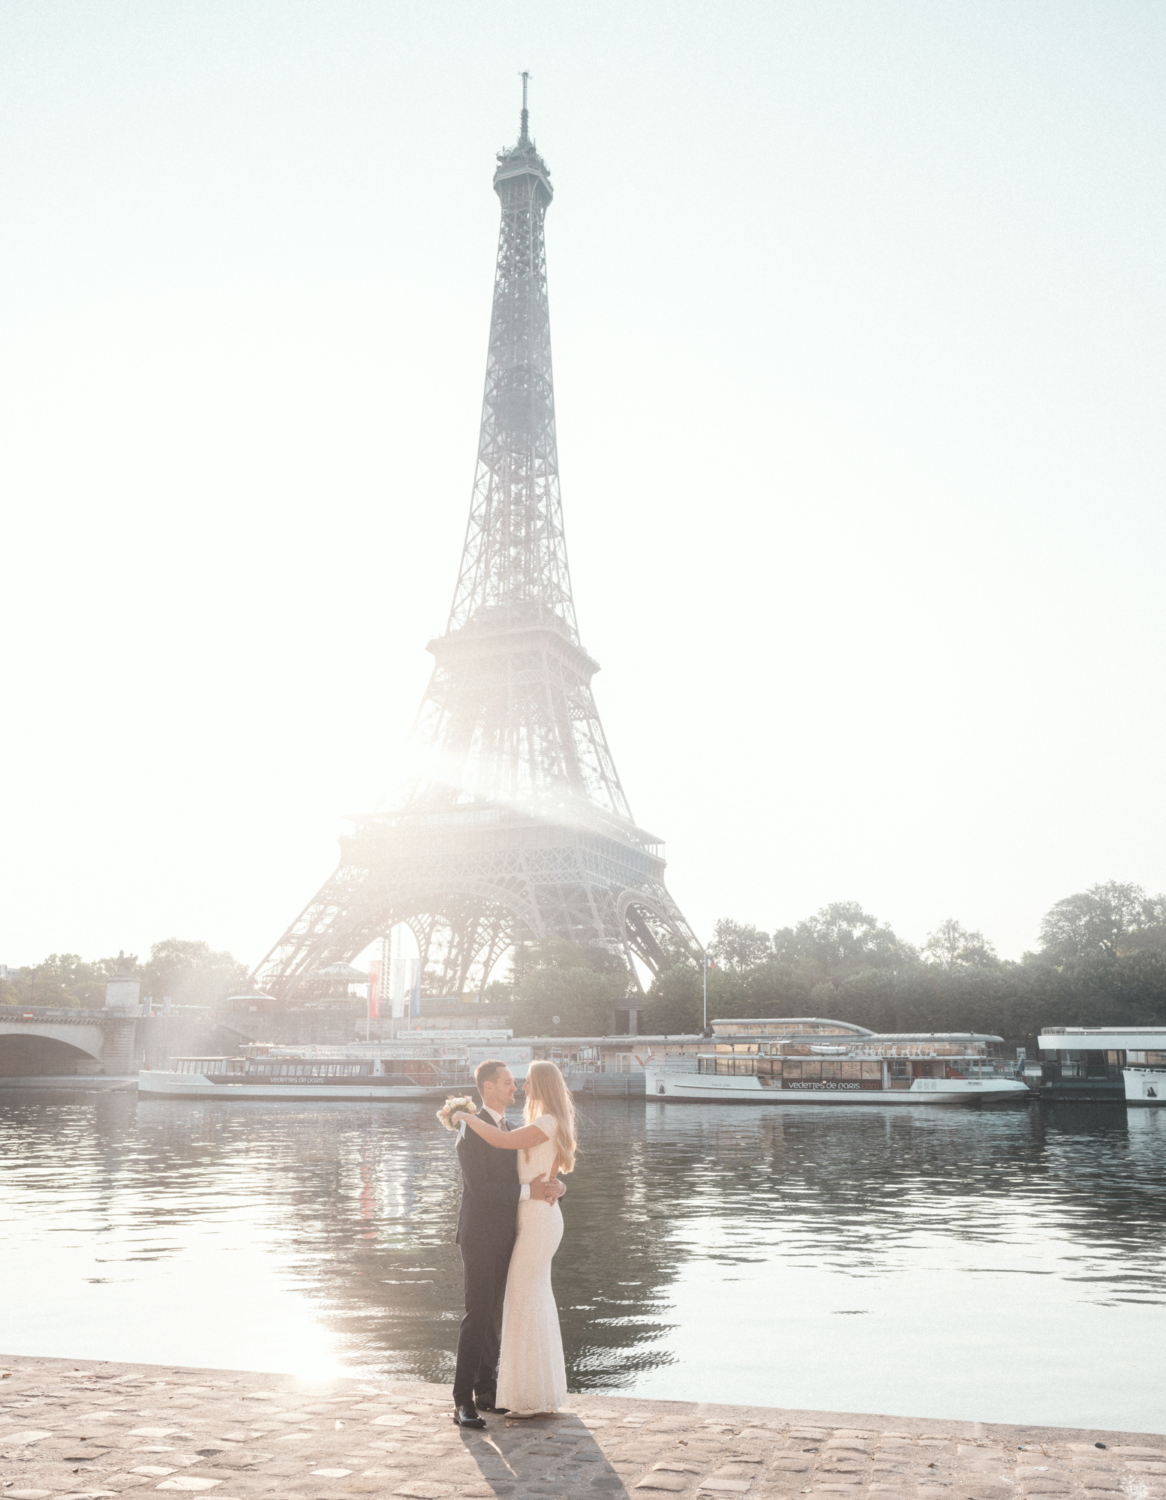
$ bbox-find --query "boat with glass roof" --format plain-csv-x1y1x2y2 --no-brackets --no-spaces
643,1018,1030,1105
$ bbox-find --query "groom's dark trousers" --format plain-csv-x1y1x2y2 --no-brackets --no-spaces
453,1115,521,1409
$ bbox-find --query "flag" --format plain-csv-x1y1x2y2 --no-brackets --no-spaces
409,967,421,1018
367,959,381,1020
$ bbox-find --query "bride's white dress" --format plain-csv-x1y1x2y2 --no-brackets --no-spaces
495,1112,567,1414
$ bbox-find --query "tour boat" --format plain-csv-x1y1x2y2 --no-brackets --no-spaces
137,1041,489,1101
643,1020,1030,1105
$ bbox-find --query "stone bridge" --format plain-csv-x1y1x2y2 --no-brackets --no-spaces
0,1006,234,1076
0,1006,138,1075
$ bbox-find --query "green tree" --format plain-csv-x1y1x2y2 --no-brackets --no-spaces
139,939,247,1010
1037,881,1163,963
509,940,630,1036
643,961,704,1034
923,918,998,969
708,919,771,973
772,901,913,981
646,944,812,1034
482,979,513,1008
1,952,133,1009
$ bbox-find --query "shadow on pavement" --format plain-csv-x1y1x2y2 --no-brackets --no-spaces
459,1411,631,1495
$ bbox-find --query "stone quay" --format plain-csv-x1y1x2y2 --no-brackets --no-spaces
1,1355,1162,1500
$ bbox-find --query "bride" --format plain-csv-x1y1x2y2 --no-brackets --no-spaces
453,1059,576,1415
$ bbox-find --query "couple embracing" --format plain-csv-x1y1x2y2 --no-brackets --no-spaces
446,1058,575,1427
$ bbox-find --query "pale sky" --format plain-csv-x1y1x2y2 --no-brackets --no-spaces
3,1,1165,971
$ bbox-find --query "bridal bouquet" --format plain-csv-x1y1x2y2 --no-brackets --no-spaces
437,1095,478,1131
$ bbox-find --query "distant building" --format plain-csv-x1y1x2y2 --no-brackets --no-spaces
0,965,22,982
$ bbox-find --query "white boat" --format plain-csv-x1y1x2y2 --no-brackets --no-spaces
644,1020,1030,1105
1037,1026,1166,1105
1123,1067,1166,1106
138,1043,479,1102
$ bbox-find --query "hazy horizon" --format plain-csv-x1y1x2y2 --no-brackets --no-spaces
3,2,1165,971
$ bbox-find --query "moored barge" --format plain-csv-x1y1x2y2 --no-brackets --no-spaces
1037,1026,1166,1106
137,1036,529,1102
644,1019,1029,1105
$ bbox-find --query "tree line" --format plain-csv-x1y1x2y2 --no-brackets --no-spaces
497,882,1166,1048
0,939,247,1012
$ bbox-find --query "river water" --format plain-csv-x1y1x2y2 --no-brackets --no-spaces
2,1089,1164,1432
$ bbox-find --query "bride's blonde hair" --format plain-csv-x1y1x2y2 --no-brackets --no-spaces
523,1060,576,1174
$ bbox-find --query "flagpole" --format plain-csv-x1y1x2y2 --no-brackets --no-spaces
702,944,708,1031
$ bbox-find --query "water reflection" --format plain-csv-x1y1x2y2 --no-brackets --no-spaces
0,1091,1163,1428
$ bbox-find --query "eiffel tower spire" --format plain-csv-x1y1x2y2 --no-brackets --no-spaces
253,93,697,1003
449,78,572,641
415,83,629,823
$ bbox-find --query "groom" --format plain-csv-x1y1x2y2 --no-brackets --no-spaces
452,1058,564,1428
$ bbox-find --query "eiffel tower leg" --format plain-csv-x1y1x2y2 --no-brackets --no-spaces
250,864,392,1001
475,919,512,992
618,890,701,977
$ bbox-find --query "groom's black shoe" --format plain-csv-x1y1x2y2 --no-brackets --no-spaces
453,1403,486,1429
476,1403,510,1415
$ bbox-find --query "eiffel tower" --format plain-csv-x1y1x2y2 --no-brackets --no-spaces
253,82,698,1002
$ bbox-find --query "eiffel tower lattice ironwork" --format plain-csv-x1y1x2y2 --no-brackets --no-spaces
253,86,698,1002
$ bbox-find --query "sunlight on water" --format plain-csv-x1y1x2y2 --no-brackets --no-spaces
1,1089,1163,1430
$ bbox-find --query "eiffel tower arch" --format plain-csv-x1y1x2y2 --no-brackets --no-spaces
253,86,698,1003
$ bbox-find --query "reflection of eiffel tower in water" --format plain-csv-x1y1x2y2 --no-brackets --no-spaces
253,82,698,1002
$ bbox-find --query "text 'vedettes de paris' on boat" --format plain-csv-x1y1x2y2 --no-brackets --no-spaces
643,1018,1030,1105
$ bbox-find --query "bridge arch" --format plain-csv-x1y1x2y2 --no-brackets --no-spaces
0,1031,102,1076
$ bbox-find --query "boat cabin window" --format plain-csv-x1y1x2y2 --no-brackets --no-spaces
704,1057,759,1075
245,1059,372,1078
700,1056,884,1083
785,1060,882,1081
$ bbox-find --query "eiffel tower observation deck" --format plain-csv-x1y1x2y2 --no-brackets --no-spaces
253,84,698,1001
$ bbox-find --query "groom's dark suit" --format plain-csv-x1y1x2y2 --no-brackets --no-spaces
452,1111,520,1409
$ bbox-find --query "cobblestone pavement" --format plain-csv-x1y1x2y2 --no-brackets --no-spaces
1,1356,1162,1500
